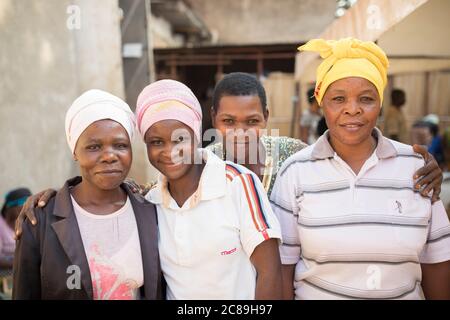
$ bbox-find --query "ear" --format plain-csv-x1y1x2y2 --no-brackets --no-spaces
73,152,78,162
210,106,216,127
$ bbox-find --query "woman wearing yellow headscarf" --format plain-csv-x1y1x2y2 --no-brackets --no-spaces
271,38,450,300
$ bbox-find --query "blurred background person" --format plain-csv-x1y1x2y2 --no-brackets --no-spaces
411,120,433,146
422,114,446,170
383,88,408,143
316,116,328,137
0,188,31,268
300,87,321,145
0,188,31,299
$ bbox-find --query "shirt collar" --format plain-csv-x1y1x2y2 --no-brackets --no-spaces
311,127,398,160
147,148,227,210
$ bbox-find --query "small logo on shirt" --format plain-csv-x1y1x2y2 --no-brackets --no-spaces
395,200,403,214
221,248,237,256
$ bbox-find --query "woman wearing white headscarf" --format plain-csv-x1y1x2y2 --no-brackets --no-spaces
13,90,163,300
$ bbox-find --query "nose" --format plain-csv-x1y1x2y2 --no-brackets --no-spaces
100,148,118,163
227,125,255,139
159,142,183,163
343,99,362,116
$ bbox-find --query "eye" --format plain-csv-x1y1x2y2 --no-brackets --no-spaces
361,96,375,103
86,144,100,151
223,119,234,124
247,119,259,125
150,140,163,146
115,143,129,149
332,96,345,103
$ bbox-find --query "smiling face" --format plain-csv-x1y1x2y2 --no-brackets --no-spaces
321,77,381,149
211,95,268,162
73,119,132,191
144,119,198,181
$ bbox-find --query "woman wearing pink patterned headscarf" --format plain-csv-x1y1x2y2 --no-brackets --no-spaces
135,79,284,300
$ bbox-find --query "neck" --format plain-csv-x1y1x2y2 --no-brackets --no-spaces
329,133,377,175
167,154,206,208
72,178,126,215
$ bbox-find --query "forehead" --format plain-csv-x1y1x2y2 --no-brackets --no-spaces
217,95,264,115
79,119,129,141
145,119,194,139
327,77,378,93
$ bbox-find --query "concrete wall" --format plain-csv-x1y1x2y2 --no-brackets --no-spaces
0,0,132,199
187,0,336,45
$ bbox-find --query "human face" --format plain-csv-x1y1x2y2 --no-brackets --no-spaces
144,119,197,181
322,77,381,148
74,120,132,190
3,206,21,230
211,95,268,162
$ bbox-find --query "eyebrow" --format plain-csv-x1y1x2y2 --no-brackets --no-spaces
219,113,263,119
329,89,377,94
85,136,129,143
359,90,377,94
219,114,237,118
145,135,163,140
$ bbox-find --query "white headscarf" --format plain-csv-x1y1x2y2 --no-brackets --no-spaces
65,89,135,154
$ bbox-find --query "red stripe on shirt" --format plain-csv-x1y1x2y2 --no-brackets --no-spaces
245,174,269,230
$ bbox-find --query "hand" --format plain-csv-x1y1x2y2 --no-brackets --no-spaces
413,144,443,203
124,178,155,196
124,178,142,194
14,189,56,240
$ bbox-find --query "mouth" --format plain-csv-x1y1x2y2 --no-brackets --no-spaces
339,122,365,131
96,170,122,176
159,161,184,168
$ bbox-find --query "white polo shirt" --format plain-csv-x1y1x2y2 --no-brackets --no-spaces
271,128,450,300
146,149,282,300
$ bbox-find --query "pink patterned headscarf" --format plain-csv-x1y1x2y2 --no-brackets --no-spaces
135,79,203,143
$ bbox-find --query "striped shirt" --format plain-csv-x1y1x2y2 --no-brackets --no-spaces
147,148,281,299
271,128,450,300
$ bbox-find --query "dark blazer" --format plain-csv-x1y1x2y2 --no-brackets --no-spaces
13,176,163,300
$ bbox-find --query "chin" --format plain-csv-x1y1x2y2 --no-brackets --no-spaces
157,165,190,181
97,182,123,190
334,130,373,146
94,176,125,190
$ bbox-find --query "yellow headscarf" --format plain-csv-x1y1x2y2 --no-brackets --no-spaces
298,38,389,106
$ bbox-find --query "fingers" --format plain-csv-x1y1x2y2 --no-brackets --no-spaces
25,207,37,226
431,184,441,203
421,171,442,198
415,167,441,190
413,157,438,180
20,195,39,225
124,178,140,193
14,214,25,240
413,144,430,162
38,189,56,207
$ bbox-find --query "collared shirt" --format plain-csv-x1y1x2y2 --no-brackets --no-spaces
271,128,450,300
146,149,282,299
206,135,308,196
